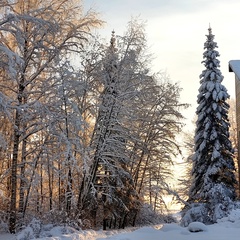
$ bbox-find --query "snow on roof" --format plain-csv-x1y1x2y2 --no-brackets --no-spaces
229,60,240,80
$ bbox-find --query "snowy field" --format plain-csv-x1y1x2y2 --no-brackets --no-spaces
1,209,240,240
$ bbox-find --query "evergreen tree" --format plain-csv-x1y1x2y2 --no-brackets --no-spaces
182,27,237,225
78,31,138,229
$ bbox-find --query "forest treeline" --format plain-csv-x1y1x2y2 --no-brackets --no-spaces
0,0,188,233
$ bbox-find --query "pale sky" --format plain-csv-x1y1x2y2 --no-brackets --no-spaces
84,0,240,130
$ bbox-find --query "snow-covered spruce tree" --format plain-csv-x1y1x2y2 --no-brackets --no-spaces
78,31,138,230
181,27,237,226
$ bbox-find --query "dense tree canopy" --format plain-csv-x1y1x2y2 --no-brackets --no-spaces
0,1,187,233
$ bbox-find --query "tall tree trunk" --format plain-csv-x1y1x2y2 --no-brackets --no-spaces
23,150,42,218
58,169,61,210
9,110,21,233
40,161,43,215
18,122,27,219
9,80,25,233
66,166,72,214
48,157,52,211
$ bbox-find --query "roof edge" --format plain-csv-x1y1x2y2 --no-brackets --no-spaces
229,60,240,79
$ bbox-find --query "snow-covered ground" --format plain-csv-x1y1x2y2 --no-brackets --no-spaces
2,209,240,240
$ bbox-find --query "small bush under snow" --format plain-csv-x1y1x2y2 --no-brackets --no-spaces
16,218,41,240
136,204,176,225
16,226,34,240
188,222,208,232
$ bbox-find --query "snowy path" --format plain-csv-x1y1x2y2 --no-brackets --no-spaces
2,210,240,240
2,222,240,240
0,233,16,240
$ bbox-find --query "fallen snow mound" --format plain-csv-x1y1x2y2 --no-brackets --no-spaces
188,222,208,232
160,223,183,232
